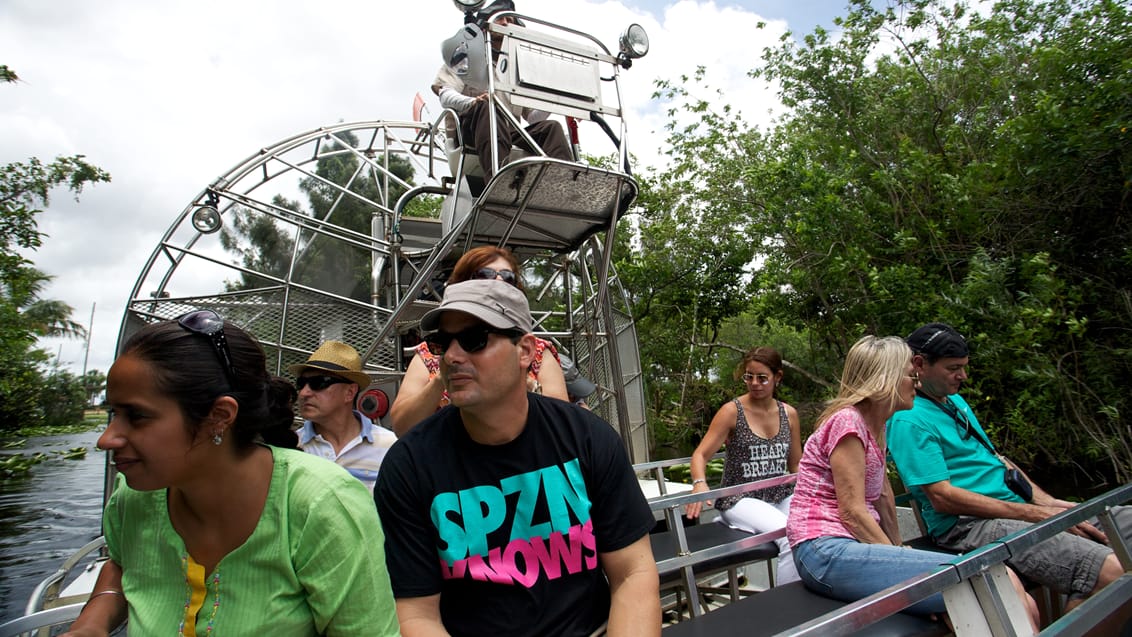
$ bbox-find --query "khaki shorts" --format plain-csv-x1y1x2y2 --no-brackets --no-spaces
936,516,1112,599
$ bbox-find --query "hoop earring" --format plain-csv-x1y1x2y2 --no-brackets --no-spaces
212,432,223,446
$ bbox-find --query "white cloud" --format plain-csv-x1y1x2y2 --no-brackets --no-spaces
2,0,832,376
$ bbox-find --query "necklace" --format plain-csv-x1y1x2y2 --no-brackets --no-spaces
179,553,221,636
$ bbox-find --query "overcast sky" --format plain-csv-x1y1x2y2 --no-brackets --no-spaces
2,0,852,377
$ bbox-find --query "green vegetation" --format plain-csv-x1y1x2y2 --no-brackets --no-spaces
220,132,418,300
622,0,1132,487
0,447,89,479
664,458,725,485
1,412,104,478
0,65,110,433
15,410,107,438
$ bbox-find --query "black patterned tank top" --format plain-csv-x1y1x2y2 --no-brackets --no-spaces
714,399,794,510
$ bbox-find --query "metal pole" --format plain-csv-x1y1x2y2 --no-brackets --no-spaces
81,301,95,378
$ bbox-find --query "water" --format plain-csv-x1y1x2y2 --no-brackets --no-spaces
0,430,106,623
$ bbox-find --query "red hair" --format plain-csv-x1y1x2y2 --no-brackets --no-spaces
448,246,524,290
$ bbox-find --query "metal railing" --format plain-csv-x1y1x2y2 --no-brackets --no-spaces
635,455,796,619
780,483,1132,636
636,456,1132,636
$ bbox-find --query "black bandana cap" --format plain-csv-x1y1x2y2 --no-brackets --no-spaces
906,322,969,359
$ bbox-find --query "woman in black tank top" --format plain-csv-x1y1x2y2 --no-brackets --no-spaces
684,346,803,583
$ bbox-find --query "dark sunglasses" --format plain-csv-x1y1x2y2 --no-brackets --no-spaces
921,389,974,440
177,309,237,385
471,267,518,286
295,375,350,391
424,325,523,356
947,397,974,439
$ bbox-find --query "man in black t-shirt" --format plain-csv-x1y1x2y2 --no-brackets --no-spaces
375,279,660,637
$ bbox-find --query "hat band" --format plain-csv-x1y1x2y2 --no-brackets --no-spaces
304,360,353,372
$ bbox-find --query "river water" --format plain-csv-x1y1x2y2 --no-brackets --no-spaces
0,429,106,623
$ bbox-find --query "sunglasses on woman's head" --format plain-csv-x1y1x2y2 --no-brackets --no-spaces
471,267,518,286
176,309,237,385
425,325,523,356
295,375,350,391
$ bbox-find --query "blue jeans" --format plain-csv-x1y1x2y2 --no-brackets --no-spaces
793,536,949,615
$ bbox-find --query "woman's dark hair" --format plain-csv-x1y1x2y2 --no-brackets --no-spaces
734,346,784,380
448,246,524,290
118,316,298,449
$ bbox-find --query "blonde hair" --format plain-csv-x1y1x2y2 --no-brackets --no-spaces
815,335,911,427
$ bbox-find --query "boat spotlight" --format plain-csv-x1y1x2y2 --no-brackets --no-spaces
618,24,649,68
191,205,222,234
191,191,223,234
452,0,485,12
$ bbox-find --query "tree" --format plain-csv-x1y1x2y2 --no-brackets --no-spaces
80,369,107,407
220,132,416,300
38,364,88,428
1,65,111,430
634,0,1132,486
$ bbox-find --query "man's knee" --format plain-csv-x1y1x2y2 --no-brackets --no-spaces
526,121,571,160
1094,553,1124,593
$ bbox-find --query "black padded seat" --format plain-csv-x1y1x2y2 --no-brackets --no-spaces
651,522,779,584
904,535,956,554
662,581,948,637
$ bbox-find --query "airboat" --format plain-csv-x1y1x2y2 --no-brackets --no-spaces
7,3,1132,636
114,7,652,466
9,4,653,632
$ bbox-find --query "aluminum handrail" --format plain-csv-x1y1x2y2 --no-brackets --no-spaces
0,603,85,637
780,481,1132,636
23,536,107,616
645,470,798,618
649,474,798,512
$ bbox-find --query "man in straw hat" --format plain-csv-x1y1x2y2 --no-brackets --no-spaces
375,279,659,637
290,340,396,492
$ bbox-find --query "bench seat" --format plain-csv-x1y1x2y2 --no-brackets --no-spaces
651,522,779,585
661,581,947,637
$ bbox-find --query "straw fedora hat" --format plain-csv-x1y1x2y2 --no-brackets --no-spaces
287,340,372,388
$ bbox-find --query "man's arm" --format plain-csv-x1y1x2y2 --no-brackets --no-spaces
600,534,661,637
921,479,1078,524
396,595,450,637
998,458,1107,541
1001,457,1074,508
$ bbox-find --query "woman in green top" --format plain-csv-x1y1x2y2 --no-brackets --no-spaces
62,311,400,637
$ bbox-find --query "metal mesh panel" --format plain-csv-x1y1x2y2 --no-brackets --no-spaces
119,119,648,460
125,287,401,380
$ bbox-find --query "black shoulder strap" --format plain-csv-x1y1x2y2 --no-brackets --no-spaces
915,390,998,455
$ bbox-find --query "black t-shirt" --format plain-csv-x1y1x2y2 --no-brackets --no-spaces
375,394,654,637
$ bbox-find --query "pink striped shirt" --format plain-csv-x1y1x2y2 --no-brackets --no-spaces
787,406,886,547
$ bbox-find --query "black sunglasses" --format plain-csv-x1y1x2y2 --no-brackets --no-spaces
424,325,523,356
471,267,518,286
947,398,974,439
295,375,350,391
177,309,237,386
921,389,973,440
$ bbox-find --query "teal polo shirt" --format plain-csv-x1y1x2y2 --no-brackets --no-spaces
887,394,1024,538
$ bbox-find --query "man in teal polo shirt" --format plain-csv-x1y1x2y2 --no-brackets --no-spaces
888,322,1129,608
